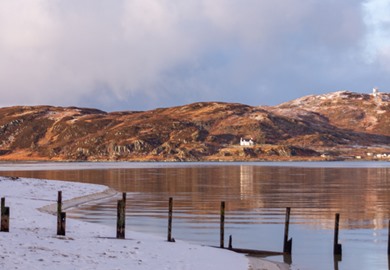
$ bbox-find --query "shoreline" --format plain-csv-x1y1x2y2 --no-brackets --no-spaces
0,176,289,270
248,256,290,270
39,187,118,215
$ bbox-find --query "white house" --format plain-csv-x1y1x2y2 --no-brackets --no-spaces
372,87,379,97
240,137,254,146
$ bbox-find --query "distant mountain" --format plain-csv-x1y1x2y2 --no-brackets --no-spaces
0,90,389,161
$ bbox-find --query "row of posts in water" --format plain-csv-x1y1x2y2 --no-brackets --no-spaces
1,193,390,258
217,202,345,256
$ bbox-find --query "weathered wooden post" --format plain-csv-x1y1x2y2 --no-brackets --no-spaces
1,197,4,214
116,199,125,239
57,191,62,214
1,207,10,232
388,219,390,255
283,207,292,254
333,255,341,270
57,191,66,236
388,255,390,270
122,192,127,205
333,213,342,255
220,201,225,248
1,197,9,232
228,235,233,249
1,197,5,220
283,253,292,265
58,212,66,236
167,197,174,242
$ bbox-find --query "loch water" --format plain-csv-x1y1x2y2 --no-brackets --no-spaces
1,161,389,270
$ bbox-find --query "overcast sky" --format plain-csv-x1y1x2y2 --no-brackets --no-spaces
0,0,389,111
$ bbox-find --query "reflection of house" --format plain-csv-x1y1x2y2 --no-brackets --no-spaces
240,137,254,146
240,165,254,199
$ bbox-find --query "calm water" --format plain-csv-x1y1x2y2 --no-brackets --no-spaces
1,162,389,270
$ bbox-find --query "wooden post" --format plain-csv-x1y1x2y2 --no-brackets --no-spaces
283,253,292,265
228,235,233,249
333,255,341,270
122,193,127,238
220,201,225,248
1,197,4,215
388,256,389,270
387,219,390,255
167,197,174,242
57,212,66,236
1,207,9,232
122,192,127,205
57,191,63,235
57,191,62,213
333,213,342,255
283,207,292,254
1,197,6,231
116,199,125,239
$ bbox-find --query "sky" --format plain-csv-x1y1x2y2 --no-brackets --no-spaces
0,0,389,112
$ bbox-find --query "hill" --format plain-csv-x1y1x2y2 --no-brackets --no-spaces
0,90,389,161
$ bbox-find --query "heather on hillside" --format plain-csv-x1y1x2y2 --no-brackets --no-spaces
0,91,389,161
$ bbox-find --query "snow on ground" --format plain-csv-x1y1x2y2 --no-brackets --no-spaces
0,176,250,270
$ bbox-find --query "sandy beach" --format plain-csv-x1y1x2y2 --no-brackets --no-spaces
0,176,288,270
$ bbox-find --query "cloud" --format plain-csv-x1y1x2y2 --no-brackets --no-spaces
363,0,390,70
0,0,388,111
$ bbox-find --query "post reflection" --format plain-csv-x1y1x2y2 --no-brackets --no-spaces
1,165,390,230
1,163,389,270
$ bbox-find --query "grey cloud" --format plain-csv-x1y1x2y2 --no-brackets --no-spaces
0,0,388,111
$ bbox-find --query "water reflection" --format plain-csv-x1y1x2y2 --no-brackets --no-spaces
2,165,390,230
1,162,390,270
240,165,254,199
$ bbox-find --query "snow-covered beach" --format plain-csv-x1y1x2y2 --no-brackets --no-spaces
0,176,287,270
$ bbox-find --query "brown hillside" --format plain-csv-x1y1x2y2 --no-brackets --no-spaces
0,91,389,161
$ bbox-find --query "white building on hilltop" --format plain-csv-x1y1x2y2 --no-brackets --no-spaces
240,137,254,146
372,87,379,97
